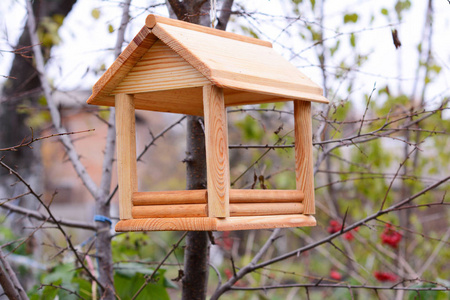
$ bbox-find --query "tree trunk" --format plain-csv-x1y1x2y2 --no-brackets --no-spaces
183,115,210,299
0,0,77,175
165,1,233,298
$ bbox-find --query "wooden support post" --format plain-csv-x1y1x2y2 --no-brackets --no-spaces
115,93,138,219
203,85,230,218
294,101,315,214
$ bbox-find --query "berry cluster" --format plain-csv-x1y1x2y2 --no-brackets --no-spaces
380,224,402,248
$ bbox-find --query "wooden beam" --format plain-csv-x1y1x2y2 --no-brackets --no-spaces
294,101,315,214
203,85,230,217
133,189,304,205
132,204,207,218
131,202,303,218
229,203,304,216
230,189,304,203
115,94,138,219
115,215,316,232
133,190,207,205
216,214,316,231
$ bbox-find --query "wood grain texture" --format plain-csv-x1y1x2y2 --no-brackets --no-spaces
230,189,304,203
203,85,230,217
132,204,207,218
294,101,315,214
112,40,210,95
216,214,316,231
115,215,316,231
133,87,204,115
133,189,304,205
229,203,304,216
115,218,217,231
115,94,138,219
133,190,207,205
131,202,303,218
145,14,272,47
151,23,329,104
87,27,157,106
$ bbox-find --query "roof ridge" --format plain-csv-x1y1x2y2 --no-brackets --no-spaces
145,14,272,48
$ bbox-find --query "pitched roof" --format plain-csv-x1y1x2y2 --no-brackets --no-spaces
87,14,328,115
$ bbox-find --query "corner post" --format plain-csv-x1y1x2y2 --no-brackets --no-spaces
203,85,230,218
115,93,138,219
294,101,315,214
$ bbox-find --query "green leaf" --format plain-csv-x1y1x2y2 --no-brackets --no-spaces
43,263,75,285
41,281,60,300
114,272,170,300
344,13,359,23
108,24,114,33
381,8,388,16
350,33,356,48
91,8,101,20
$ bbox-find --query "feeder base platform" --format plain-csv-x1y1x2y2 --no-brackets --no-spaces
115,214,316,231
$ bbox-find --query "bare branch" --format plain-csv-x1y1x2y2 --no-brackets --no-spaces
0,129,94,152
0,248,29,300
0,159,104,289
0,202,97,231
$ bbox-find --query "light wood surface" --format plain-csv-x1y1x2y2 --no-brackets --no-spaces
203,85,230,217
131,202,304,218
294,101,315,214
216,214,316,231
133,87,204,115
116,217,218,231
133,190,207,205
88,16,329,110
152,22,328,104
115,94,138,219
146,14,272,47
133,189,304,205
132,204,207,218
87,27,157,107
229,203,304,216
112,40,210,95
229,189,304,203
115,215,316,231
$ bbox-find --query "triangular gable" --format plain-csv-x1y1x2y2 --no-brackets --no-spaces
112,40,210,95
87,26,157,107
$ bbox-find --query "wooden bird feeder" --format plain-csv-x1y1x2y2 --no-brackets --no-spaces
87,15,329,231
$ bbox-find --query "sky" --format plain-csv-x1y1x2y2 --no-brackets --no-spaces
0,0,449,113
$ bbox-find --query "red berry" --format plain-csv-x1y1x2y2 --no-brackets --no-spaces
374,271,397,282
330,270,342,280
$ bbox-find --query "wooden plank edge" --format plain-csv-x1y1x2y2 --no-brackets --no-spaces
145,14,272,48
115,215,316,232
214,76,329,104
115,218,218,231
216,214,316,231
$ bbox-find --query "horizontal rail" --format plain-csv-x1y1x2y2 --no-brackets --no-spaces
131,202,304,219
133,189,304,206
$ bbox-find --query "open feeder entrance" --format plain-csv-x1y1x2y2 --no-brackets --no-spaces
86,14,329,231
114,91,316,231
